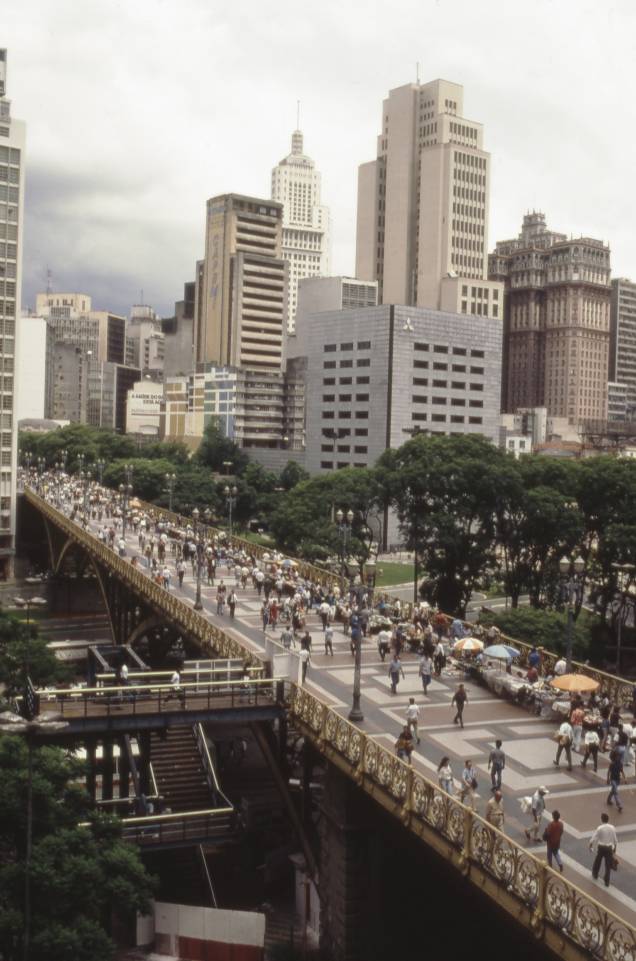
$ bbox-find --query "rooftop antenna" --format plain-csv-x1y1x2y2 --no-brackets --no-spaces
46,266,52,295
140,288,144,306
296,99,300,130
416,61,420,84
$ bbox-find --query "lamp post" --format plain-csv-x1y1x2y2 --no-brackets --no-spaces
95,458,105,485
335,508,354,588
77,452,84,475
559,554,585,672
336,507,363,722
0,711,70,961
222,460,233,476
119,481,133,539
224,485,238,536
610,562,635,674
164,472,176,512
192,507,203,610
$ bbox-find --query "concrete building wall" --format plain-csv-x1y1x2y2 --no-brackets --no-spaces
610,278,636,417
17,315,49,421
303,304,502,475
355,160,379,284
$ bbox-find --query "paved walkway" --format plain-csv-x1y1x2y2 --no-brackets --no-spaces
57,502,636,927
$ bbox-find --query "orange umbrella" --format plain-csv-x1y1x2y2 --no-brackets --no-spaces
550,673,599,693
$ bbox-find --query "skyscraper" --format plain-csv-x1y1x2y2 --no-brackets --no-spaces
196,194,287,372
355,79,502,318
271,129,330,332
0,50,25,576
609,278,636,418
490,212,611,424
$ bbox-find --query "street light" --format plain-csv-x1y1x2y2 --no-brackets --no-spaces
222,461,233,476
559,554,585,672
224,485,238,536
335,508,355,586
95,458,105,484
0,710,70,961
610,562,635,674
192,507,204,610
336,507,363,722
164,472,177,512
119,482,133,539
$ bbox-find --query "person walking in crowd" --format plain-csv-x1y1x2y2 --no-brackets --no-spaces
488,739,506,792
418,651,433,695
395,725,414,764
377,628,391,661
451,683,468,728
433,637,445,676
406,697,421,744
581,727,600,772
524,786,549,843
545,810,564,873
486,790,505,830
570,704,585,753
553,718,574,771
459,760,477,810
299,647,310,684
324,623,334,656
437,756,454,795
607,749,625,812
388,654,405,695
590,813,618,888
228,589,237,619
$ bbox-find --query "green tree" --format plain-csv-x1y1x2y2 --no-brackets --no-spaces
0,736,154,961
194,420,248,475
378,434,505,615
0,615,68,703
278,460,309,491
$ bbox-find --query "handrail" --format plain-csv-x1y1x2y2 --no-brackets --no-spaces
195,722,228,800
34,677,281,698
95,665,264,681
289,685,636,959
120,806,234,825
198,844,218,908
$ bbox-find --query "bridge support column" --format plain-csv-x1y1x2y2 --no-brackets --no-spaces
86,739,97,802
102,739,114,801
119,736,130,799
139,731,151,796
319,764,375,961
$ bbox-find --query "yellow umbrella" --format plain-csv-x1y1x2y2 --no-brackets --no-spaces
550,673,599,693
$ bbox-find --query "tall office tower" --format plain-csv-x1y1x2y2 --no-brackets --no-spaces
271,129,330,332
490,212,611,424
0,50,25,576
609,278,636,417
196,194,288,372
356,79,502,317
126,304,164,380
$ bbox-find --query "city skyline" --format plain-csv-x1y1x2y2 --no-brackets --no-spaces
5,0,636,318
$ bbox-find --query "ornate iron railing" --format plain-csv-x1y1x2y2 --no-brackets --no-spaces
289,685,636,961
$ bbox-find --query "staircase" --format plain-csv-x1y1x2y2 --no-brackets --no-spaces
150,725,214,812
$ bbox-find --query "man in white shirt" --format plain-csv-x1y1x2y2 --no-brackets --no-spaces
590,813,618,887
524,786,549,842
406,697,421,744
377,629,391,661
554,720,574,771
581,728,600,772
554,657,567,676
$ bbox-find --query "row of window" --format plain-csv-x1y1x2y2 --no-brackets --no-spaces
321,444,368,454
413,381,484,391
324,340,372,352
414,360,484,374
323,394,370,403
323,410,369,419
412,412,483,425
323,376,370,385
414,343,485,358
321,461,368,470
324,359,371,369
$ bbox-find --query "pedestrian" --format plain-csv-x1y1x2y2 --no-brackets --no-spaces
177,558,186,588
433,637,445,676
544,810,564,873
324,624,334,656
164,669,185,705
228,590,237,619
299,647,310,684
280,626,294,650
553,656,567,676
570,704,585,753
388,654,405,695
581,728,600,772
528,646,541,673
418,652,433,695
590,813,618,888
553,719,574,771
607,750,625,812
486,790,505,830
319,599,331,631
524,786,549,843
406,697,421,744
459,760,477,810
261,601,270,631
216,581,226,615
451,683,468,728
395,725,414,764
488,739,506,792
162,565,171,589
377,628,391,662
437,756,454,795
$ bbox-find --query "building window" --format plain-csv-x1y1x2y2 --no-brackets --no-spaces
321,461,333,469
323,377,336,385
433,362,448,371
340,359,353,368
339,394,352,402
340,342,354,351
432,396,446,405
451,398,466,406
471,349,485,358
355,428,368,436
453,346,467,356
356,376,370,384
357,358,370,367
356,393,369,402
322,411,335,419
413,377,428,386
433,345,448,353
412,412,427,421
357,340,371,350
470,366,484,375
469,399,483,408
354,445,368,454
413,360,429,369
414,342,429,351
323,360,336,369
452,364,466,372
322,394,335,402
412,395,428,404
431,413,446,422
324,344,337,352
469,416,483,424
450,415,464,423
355,410,369,419
340,376,352,384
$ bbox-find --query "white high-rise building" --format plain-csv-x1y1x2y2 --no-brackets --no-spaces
0,50,25,577
356,79,502,318
271,129,330,333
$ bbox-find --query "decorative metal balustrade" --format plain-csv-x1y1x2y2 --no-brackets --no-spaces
290,685,636,961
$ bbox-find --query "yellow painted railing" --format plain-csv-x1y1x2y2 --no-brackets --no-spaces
289,685,636,961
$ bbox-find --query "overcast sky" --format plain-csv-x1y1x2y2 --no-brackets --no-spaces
5,0,636,317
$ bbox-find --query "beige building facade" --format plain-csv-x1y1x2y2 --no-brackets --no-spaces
355,79,502,317
196,194,287,373
490,212,611,424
